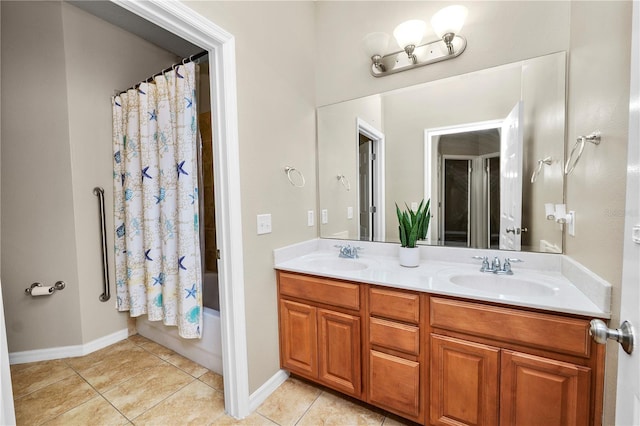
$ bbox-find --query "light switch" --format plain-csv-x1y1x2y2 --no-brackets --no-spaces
321,209,328,224
347,206,353,219
411,202,418,211
307,210,314,227
257,214,272,235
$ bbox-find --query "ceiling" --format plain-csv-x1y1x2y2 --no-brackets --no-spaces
68,0,202,58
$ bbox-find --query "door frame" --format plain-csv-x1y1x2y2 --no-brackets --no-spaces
424,119,502,245
356,118,385,242
111,0,249,418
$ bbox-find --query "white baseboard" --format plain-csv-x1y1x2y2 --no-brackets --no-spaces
249,369,289,413
9,328,128,365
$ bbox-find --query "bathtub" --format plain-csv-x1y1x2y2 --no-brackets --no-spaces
136,271,222,374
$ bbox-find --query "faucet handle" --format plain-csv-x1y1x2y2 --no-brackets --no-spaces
473,256,490,272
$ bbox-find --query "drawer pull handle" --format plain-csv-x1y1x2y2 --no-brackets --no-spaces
590,319,634,354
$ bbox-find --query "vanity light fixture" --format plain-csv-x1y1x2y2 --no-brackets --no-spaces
364,5,468,77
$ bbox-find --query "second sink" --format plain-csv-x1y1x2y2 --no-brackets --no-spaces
443,272,559,298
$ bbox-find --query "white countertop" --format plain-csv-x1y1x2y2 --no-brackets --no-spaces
274,239,611,319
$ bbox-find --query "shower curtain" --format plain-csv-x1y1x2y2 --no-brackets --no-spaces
112,62,202,339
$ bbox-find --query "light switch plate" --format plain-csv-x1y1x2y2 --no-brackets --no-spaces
307,210,314,227
321,209,328,224
567,211,576,236
257,214,272,235
411,202,418,211
347,206,353,219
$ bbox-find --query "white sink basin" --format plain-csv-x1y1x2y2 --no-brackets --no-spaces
299,256,370,272
447,273,558,297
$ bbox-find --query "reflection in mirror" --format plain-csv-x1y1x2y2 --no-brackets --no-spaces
317,52,566,253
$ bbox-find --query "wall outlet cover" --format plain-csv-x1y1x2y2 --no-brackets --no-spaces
347,206,353,219
307,210,314,227
321,209,328,224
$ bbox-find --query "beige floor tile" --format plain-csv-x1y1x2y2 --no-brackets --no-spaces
42,395,129,426
297,391,385,426
14,374,97,425
132,380,225,425
165,352,208,378
256,378,322,426
78,346,165,393
127,334,151,346
199,371,224,391
139,340,176,359
213,412,279,425
102,362,194,420
65,339,137,372
10,359,76,398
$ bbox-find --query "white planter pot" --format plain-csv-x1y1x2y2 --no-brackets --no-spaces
398,246,420,267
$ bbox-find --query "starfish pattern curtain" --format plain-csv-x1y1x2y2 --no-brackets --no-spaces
112,62,202,338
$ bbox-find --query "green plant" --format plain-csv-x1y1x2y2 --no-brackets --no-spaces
396,199,431,248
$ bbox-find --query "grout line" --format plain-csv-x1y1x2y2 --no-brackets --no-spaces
293,388,324,426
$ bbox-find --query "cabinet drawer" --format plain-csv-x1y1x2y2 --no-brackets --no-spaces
430,297,591,358
370,317,419,355
369,287,419,324
278,272,360,310
369,350,421,420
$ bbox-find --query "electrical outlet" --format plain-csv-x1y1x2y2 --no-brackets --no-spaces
307,210,314,227
347,206,353,219
321,209,328,224
257,214,272,235
411,202,418,211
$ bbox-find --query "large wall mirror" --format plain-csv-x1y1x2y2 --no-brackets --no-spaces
318,51,566,253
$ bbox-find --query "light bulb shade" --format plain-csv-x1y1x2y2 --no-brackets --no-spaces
393,19,426,48
431,5,468,38
362,32,390,58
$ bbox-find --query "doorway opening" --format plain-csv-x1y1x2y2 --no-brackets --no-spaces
356,118,385,242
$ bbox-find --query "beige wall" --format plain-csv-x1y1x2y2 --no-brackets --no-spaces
315,1,571,106
183,1,317,393
1,0,83,351
566,2,632,423
0,1,180,351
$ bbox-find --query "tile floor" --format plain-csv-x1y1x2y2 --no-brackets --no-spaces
10,334,417,425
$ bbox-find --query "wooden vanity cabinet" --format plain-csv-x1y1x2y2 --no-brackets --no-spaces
429,297,604,426
367,287,424,423
276,271,605,426
277,272,362,398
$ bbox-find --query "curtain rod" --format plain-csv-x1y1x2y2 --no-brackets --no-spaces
115,50,208,97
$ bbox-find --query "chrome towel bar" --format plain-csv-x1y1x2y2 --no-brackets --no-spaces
94,187,111,302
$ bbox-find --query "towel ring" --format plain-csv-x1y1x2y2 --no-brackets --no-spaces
565,131,601,175
531,156,552,183
337,175,351,191
284,166,305,188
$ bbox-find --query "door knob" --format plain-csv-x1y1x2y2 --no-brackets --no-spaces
506,226,528,235
590,319,635,354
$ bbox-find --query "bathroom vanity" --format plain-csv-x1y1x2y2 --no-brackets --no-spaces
274,241,610,426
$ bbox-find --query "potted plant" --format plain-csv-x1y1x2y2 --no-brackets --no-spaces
396,199,431,267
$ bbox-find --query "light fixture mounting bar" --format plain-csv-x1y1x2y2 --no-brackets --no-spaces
371,35,467,77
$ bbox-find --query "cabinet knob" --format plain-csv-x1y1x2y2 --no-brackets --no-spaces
589,319,635,354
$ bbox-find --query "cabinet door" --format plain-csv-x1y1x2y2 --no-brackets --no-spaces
318,309,361,397
500,350,591,426
279,299,317,377
369,350,421,420
430,334,500,426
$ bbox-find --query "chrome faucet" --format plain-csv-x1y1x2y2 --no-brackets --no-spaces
473,256,523,275
335,244,361,259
